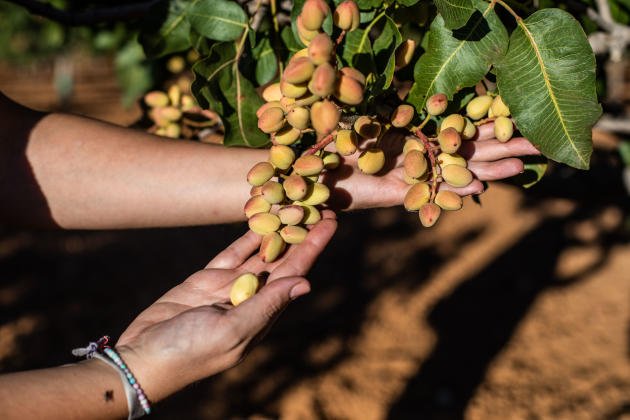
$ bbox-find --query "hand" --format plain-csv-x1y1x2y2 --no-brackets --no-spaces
323,121,541,210
115,213,337,403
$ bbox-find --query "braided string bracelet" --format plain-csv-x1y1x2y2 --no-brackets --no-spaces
72,336,152,419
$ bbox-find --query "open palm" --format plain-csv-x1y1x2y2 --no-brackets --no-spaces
115,215,337,402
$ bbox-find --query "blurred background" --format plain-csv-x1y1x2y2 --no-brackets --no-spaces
0,0,629,419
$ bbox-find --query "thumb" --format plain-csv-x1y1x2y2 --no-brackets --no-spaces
229,276,311,337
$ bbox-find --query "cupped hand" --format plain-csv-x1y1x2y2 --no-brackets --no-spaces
115,213,337,402
322,121,540,210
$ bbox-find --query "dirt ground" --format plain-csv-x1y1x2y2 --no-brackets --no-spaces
0,58,629,419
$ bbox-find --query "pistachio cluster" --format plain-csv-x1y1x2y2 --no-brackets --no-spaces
466,93,513,141
399,94,472,227
245,0,517,262
144,85,196,138
400,92,514,227
246,0,364,263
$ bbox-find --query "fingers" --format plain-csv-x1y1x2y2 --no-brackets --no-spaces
440,158,525,196
267,216,338,281
229,276,310,337
439,179,485,196
319,209,337,221
468,158,524,181
475,121,495,140
459,137,540,162
206,230,262,269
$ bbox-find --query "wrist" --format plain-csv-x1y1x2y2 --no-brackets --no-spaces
75,357,130,418
115,345,188,404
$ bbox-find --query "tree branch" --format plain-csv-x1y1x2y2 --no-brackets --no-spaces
5,0,162,26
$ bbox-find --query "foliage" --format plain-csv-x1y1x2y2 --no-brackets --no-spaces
129,0,601,170
2,0,602,171
0,1,154,106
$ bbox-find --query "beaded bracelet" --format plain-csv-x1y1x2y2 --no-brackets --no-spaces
72,336,152,419
102,347,152,415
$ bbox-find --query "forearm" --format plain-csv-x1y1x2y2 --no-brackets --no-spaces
0,359,128,419
1,98,266,229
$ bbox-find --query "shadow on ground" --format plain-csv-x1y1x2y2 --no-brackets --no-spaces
387,148,630,419
0,149,628,419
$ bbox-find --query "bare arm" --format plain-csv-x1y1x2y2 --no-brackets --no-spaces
0,359,129,419
0,92,538,229
0,92,266,229
0,216,337,419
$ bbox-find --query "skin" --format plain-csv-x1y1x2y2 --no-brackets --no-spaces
0,90,539,418
0,92,538,229
323,123,540,209
0,213,338,419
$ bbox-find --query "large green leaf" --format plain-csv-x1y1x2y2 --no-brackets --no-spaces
496,9,601,169
140,0,199,57
192,42,268,147
434,0,475,29
188,0,248,42
407,0,507,111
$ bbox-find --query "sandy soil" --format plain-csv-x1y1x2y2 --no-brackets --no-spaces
0,59,628,419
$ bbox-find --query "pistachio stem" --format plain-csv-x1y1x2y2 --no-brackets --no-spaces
418,114,431,130
415,128,439,201
305,131,337,155
473,116,497,126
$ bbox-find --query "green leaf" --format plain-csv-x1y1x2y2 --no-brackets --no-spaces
620,140,630,167
115,39,152,107
372,16,403,90
444,87,476,113
496,9,602,169
341,9,390,78
508,156,548,189
407,0,507,111
252,37,278,85
356,0,384,9
189,30,215,56
434,0,475,29
281,26,303,56
341,27,375,76
396,0,420,6
139,0,198,57
360,10,377,23
192,42,268,147
188,0,248,42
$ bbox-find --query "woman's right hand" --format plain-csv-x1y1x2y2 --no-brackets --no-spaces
324,121,541,210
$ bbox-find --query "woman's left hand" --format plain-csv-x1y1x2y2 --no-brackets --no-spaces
115,213,337,403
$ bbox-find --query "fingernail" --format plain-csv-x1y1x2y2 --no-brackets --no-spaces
290,282,311,300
